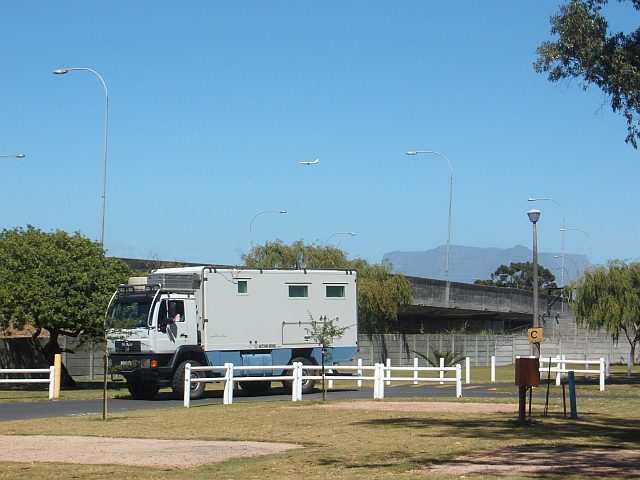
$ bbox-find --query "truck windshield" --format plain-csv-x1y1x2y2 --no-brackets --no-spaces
107,293,153,330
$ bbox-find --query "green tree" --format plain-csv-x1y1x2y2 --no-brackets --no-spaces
305,313,350,400
0,226,132,386
241,240,412,333
571,260,640,362
535,0,640,148
474,262,557,292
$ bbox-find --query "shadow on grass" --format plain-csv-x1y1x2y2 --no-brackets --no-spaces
352,413,640,447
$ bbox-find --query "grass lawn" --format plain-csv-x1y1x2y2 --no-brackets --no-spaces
0,395,639,479
1,361,639,479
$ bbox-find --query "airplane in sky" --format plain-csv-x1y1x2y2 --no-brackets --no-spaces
300,158,319,165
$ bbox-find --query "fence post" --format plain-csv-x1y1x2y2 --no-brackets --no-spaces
223,363,234,405
357,358,363,388
490,355,496,382
48,366,55,399
413,357,419,385
465,356,471,384
183,363,191,407
584,354,589,379
291,362,298,402
386,358,391,386
456,363,462,398
599,358,605,392
439,357,445,384
556,355,562,386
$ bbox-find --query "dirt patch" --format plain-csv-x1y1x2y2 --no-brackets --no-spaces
0,435,300,469
304,400,519,414
410,446,640,477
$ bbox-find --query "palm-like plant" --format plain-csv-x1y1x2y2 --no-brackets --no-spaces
413,349,465,367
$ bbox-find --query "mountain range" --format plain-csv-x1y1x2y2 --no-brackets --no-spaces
382,245,590,285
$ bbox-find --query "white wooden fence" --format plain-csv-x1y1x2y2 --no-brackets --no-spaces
0,366,57,399
539,355,606,391
183,361,463,407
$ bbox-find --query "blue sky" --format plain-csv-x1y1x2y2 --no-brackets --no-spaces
1,1,637,277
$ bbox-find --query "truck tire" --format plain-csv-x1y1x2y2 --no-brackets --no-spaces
172,360,206,400
239,381,271,395
282,357,316,394
126,380,160,400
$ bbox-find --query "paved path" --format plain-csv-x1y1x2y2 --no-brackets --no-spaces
0,382,518,422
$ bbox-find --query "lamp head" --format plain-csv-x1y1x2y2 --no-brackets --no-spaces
406,151,417,155
278,210,286,214
15,154,25,158
527,209,541,223
527,198,536,202
53,69,69,75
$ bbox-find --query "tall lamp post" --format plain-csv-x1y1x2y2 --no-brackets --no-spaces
561,228,592,267
249,210,286,250
54,68,109,248
325,232,356,246
527,209,541,330
406,150,453,302
528,198,565,288
0,154,25,160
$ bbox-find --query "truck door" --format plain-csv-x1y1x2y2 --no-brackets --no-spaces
153,297,197,353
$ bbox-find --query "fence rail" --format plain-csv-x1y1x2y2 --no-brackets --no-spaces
538,355,605,391
183,361,463,407
0,366,57,399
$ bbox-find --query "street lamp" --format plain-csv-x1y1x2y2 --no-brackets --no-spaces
561,228,592,266
54,68,109,248
528,198,565,288
325,232,355,246
406,151,453,300
0,154,25,159
249,210,286,249
555,255,580,278
527,209,541,330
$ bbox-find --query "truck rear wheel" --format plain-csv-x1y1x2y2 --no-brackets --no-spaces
126,380,160,400
282,357,316,394
172,360,206,400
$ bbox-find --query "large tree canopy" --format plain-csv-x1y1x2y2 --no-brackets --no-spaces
241,240,412,333
572,260,640,362
474,262,557,292
535,0,640,147
0,226,132,385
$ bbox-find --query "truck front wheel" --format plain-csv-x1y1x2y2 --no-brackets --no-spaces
172,360,206,400
126,380,160,400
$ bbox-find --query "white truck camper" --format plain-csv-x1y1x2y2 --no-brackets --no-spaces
106,266,358,400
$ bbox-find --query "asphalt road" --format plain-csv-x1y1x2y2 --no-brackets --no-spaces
0,382,519,422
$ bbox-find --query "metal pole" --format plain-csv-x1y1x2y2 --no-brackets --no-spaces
54,68,108,247
406,151,453,301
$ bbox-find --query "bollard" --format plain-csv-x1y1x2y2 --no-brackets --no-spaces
53,354,61,399
568,371,578,418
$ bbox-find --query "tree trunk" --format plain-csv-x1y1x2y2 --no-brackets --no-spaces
33,329,77,388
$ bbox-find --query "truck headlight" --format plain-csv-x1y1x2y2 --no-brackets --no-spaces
140,358,150,368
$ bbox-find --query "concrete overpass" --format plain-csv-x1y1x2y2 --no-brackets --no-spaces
399,276,567,333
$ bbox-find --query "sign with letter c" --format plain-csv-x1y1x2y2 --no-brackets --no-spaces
528,327,543,344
